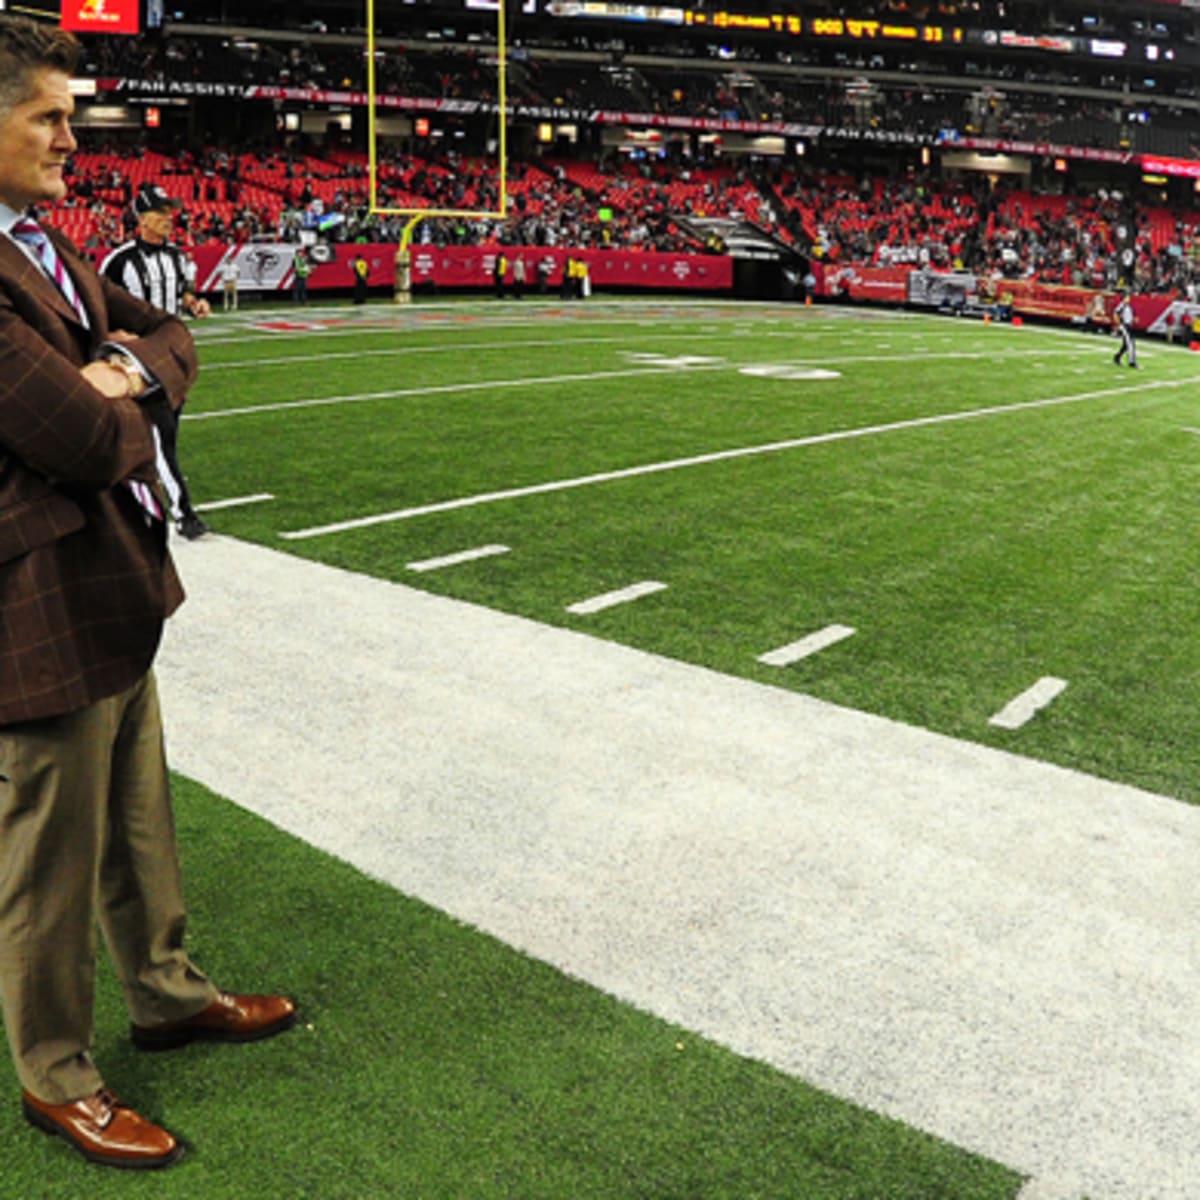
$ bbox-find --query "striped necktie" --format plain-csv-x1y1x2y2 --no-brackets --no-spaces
126,477,163,522
10,218,89,326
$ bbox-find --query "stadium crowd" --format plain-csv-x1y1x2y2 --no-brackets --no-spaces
776,171,1200,296
41,143,1200,299
55,148,732,256
40,0,1200,298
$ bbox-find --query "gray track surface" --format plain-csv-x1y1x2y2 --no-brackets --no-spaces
156,536,1200,1199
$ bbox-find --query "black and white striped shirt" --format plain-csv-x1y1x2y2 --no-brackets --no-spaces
99,239,190,315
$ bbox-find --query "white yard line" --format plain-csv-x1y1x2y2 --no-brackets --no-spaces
199,332,729,370
406,544,511,573
192,305,751,347
279,375,1193,540
758,624,856,666
989,677,1069,730
194,492,274,512
195,338,1098,375
157,536,1200,1200
566,580,668,615
182,364,726,422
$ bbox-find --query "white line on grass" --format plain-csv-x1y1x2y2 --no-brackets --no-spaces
200,333,726,370
566,581,668,615
194,492,274,512
183,364,727,422
988,677,1069,730
193,309,755,348
406,544,511,573
757,624,856,667
159,535,1200,1200
279,374,1200,540
193,337,1097,379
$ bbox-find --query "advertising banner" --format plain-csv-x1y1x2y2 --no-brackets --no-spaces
1002,279,1096,321
803,262,1177,334
61,0,140,35
1126,296,1196,339
936,133,1133,166
814,263,910,303
195,243,298,294
191,243,733,294
907,269,977,309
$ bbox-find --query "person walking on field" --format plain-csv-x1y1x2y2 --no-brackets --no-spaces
0,14,296,1173
1113,289,1138,368
100,182,211,540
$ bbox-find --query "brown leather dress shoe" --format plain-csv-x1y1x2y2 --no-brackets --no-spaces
131,991,298,1051
22,1088,183,1169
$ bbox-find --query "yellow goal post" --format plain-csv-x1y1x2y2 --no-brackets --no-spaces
365,0,509,230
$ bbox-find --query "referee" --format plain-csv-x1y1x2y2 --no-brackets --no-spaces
100,184,212,538
1112,287,1138,370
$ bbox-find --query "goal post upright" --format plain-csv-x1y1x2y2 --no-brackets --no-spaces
496,0,508,218
364,0,509,224
367,0,379,214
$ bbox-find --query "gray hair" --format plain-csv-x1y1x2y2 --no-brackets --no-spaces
0,15,80,120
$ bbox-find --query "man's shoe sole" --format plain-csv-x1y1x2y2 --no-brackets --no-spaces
131,1009,297,1051
22,1100,185,1170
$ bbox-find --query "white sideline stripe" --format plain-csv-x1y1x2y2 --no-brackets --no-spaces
159,537,1200,1198
182,364,724,422
279,375,1193,540
758,624,856,667
184,298,1090,347
406,544,511,573
988,677,1069,730
1182,427,1200,436
566,580,668,615
1016,1178,1085,1200
194,492,274,512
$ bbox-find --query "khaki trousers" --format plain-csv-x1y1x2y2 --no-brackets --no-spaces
0,672,216,1103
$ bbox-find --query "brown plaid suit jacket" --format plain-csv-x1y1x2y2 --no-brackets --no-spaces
0,223,198,724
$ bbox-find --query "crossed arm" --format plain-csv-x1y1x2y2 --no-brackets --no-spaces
0,269,197,488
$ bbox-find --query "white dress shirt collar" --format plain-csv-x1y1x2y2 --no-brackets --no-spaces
0,202,32,237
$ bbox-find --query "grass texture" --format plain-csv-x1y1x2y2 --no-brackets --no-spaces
0,776,1022,1199
4,297,1184,1195
189,300,1200,802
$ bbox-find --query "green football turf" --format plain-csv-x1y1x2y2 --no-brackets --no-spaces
188,299,1200,803
0,775,1023,1199
7,297,1182,1195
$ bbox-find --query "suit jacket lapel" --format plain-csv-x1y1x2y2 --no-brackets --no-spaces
0,227,91,330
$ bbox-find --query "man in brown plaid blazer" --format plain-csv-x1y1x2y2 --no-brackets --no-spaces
0,16,295,1170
